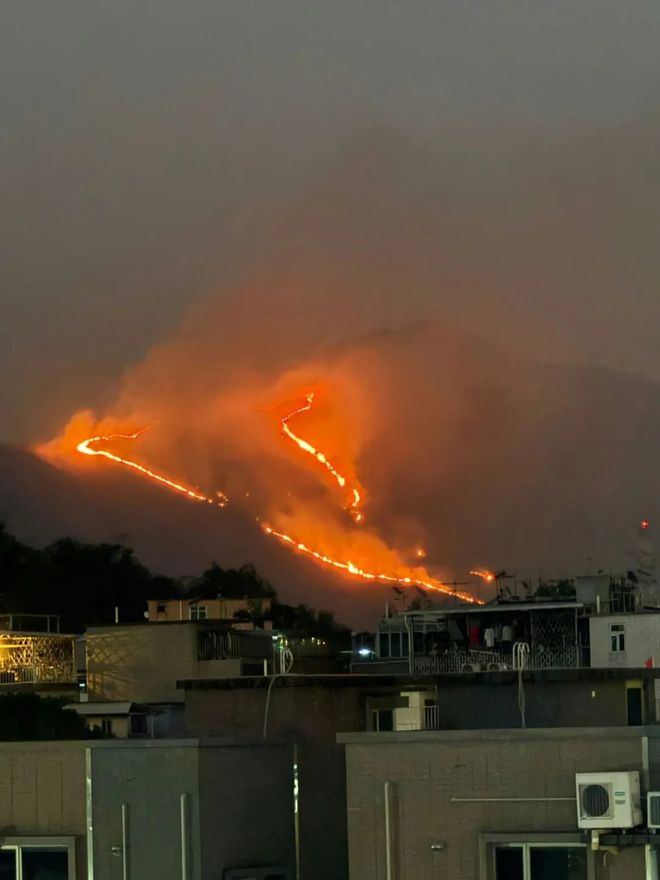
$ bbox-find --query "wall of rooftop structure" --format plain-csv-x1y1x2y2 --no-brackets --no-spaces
0,742,86,877
147,597,272,623
363,674,657,731
183,680,368,880
339,727,657,880
90,740,295,880
198,743,295,878
0,739,295,880
590,612,660,669
85,624,247,702
426,673,656,729
181,672,659,878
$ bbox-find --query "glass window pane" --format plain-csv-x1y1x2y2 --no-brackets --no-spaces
22,848,69,880
390,633,401,657
495,847,523,880
379,633,390,658
0,850,17,880
530,847,587,880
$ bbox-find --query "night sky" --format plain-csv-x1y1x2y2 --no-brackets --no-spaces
3,3,660,621
3,2,660,444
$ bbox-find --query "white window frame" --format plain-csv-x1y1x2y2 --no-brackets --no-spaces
610,622,626,652
479,833,594,880
0,836,76,880
190,604,208,621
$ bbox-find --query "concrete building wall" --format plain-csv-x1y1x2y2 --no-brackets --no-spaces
89,740,295,880
0,742,86,877
89,743,201,880
430,675,655,728
198,743,295,878
86,624,269,703
86,624,198,702
590,613,660,668
85,714,130,737
0,739,295,880
340,728,656,880
147,598,272,623
184,683,367,880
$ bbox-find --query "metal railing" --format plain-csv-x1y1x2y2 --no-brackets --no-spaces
424,704,441,729
0,663,75,685
411,645,580,675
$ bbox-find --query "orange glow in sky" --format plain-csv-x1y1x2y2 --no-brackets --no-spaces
61,389,483,604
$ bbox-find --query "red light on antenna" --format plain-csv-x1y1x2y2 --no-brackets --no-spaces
641,520,650,530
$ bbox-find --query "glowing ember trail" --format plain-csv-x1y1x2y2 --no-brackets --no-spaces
77,429,226,507
281,392,363,523
72,395,483,605
262,525,480,603
470,569,496,583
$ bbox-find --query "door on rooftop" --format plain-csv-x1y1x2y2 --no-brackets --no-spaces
626,685,643,726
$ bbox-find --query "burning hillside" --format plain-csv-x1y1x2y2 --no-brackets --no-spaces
39,361,481,604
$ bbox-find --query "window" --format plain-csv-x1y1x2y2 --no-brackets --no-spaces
101,718,112,735
190,604,208,621
0,840,75,880
493,844,587,880
156,603,167,613
379,633,390,658
610,623,625,652
130,714,148,734
378,631,409,658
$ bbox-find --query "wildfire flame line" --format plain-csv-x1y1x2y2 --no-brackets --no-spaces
470,569,495,583
76,429,227,507
262,525,478,602
281,392,363,523
73,400,483,605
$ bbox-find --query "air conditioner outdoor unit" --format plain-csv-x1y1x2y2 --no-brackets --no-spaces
576,772,642,829
648,792,660,829
461,663,482,673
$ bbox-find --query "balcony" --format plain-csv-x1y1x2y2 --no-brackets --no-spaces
411,645,580,675
0,633,76,685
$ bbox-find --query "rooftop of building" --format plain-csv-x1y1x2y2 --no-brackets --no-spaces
86,620,273,632
336,724,660,744
64,701,158,716
388,600,583,617
177,666,660,690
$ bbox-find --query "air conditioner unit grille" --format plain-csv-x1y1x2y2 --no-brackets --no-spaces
581,783,610,818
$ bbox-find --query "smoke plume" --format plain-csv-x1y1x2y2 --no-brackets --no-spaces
36,135,660,619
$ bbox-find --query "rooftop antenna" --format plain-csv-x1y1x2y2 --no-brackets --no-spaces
437,581,471,607
637,519,658,607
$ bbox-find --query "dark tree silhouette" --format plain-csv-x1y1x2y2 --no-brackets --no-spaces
0,694,87,741
0,523,349,638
